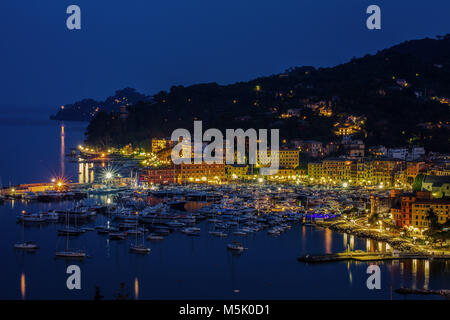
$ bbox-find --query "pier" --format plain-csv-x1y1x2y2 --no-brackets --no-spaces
297,250,450,263
0,182,87,202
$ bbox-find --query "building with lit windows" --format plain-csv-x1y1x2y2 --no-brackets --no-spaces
307,162,323,179
179,162,225,183
421,175,450,198
321,159,356,182
151,137,174,153
391,191,450,229
411,199,450,229
143,165,178,185
225,164,249,180
370,159,404,186
257,149,299,169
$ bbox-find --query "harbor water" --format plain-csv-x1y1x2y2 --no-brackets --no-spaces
0,110,449,300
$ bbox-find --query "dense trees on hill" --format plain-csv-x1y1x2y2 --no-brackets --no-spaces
81,36,450,152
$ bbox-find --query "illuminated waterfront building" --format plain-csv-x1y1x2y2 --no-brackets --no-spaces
142,165,178,185
143,162,225,184
225,164,249,180
370,159,404,186
257,149,299,169
321,159,356,182
151,137,174,153
266,168,303,181
391,191,450,229
307,162,323,180
179,162,225,183
305,158,407,186
411,199,450,229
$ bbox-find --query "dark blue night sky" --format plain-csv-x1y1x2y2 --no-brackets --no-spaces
1,0,450,109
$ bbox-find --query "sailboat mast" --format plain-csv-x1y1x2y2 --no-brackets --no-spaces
135,212,138,245
21,214,25,243
66,211,69,251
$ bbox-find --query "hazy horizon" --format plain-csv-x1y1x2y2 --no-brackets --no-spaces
1,0,450,109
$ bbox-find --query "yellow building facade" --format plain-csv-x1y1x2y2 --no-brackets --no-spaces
411,200,450,229
257,149,299,169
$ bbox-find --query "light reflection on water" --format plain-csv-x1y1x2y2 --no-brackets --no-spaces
2,199,448,300
20,272,26,300
0,115,86,185
0,116,449,299
134,277,139,300
325,228,332,254
60,125,65,177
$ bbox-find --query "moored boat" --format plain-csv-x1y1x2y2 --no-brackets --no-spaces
181,227,200,236
209,231,227,237
57,227,85,236
146,234,164,241
55,250,86,259
130,244,151,254
232,230,248,236
109,232,127,240
166,221,185,228
14,241,39,251
227,241,246,252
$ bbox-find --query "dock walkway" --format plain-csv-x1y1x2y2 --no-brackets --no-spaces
297,251,450,263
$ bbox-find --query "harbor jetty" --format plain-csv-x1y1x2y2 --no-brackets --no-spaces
298,250,450,263
314,219,426,253
395,287,450,298
0,183,87,202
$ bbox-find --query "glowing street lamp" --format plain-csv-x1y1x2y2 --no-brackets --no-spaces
101,167,118,184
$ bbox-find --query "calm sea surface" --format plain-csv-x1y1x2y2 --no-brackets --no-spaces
0,111,449,300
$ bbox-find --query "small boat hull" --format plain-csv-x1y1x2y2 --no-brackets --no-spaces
55,251,86,259
147,235,164,241
130,245,151,254
14,242,39,250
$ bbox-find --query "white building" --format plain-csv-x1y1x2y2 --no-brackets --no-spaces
387,147,425,161
387,148,408,160
406,147,425,161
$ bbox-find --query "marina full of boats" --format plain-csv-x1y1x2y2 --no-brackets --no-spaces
11,183,381,259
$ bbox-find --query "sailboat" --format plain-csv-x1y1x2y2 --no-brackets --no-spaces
208,211,227,237
57,210,85,235
55,211,86,259
227,241,246,252
14,211,39,251
130,213,150,254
